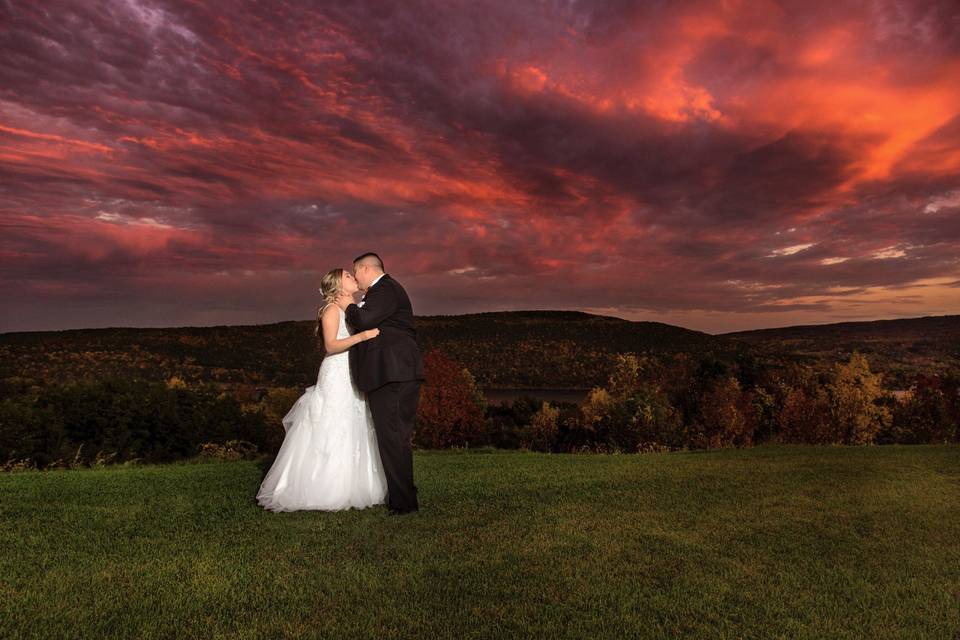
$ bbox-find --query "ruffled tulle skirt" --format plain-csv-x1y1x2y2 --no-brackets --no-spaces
256,359,387,512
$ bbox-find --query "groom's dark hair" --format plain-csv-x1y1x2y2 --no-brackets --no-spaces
353,252,384,272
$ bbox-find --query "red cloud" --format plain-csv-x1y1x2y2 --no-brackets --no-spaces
1,0,959,332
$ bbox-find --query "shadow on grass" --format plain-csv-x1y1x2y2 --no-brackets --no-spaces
254,453,276,481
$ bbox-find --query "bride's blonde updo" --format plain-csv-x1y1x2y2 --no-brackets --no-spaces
315,268,344,337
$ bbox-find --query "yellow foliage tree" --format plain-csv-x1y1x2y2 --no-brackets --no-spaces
527,402,560,452
827,352,892,444
580,387,614,429
607,353,650,400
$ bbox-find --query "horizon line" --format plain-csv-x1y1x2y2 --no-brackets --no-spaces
2,309,957,338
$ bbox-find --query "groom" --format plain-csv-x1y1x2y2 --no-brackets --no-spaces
336,252,425,515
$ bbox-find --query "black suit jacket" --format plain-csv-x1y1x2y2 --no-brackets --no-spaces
345,273,425,392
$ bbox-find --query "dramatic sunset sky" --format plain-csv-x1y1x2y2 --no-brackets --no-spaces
2,0,959,333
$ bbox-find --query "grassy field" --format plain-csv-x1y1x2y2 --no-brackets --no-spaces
1,445,958,639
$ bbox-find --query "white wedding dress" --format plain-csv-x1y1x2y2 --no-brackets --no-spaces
256,305,388,512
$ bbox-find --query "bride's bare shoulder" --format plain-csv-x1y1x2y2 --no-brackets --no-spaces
320,302,340,317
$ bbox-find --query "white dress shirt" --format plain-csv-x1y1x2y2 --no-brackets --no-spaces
357,272,386,308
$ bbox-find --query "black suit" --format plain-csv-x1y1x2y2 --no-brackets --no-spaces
345,273,425,511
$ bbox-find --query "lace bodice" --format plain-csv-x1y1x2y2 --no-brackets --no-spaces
334,304,351,339
318,304,353,377
321,304,352,344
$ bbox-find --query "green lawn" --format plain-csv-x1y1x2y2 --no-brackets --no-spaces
2,445,958,639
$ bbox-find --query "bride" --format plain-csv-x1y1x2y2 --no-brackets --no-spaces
256,268,387,512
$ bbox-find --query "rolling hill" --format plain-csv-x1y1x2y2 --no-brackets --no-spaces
2,311,957,394
722,314,960,389
0,310,746,392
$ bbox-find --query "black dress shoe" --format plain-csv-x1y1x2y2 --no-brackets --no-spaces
386,507,418,516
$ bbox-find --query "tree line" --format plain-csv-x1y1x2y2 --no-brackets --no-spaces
416,349,959,452
1,348,957,471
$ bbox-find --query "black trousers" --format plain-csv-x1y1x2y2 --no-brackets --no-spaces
367,379,421,511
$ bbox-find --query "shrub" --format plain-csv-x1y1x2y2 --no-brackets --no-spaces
483,396,540,449
0,376,271,470
197,439,260,461
256,387,303,452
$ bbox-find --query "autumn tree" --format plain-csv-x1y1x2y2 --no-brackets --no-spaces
776,383,826,443
571,353,681,452
414,349,486,449
826,352,891,444
772,364,834,444
687,376,754,449
525,402,560,452
885,373,960,444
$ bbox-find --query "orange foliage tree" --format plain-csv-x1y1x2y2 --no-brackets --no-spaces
688,376,755,449
414,349,486,449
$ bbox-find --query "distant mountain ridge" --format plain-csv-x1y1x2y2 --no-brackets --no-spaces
722,314,960,388
722,313,960,339
1,311,956,392
416,310,746,388
0,310,746,391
